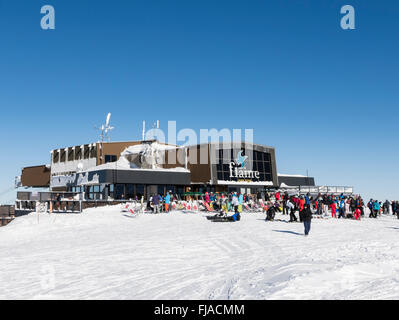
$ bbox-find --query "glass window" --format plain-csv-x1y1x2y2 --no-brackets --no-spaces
126,184,134,199
114,184,125,200
105,155,117,163
166,185,175,194
157,185,165,195
136,185,145,199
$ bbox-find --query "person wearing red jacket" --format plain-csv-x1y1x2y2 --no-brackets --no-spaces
204,192,210,204
299,197,305,211
355,208,361,220
298,196,306,222
329,202,337,218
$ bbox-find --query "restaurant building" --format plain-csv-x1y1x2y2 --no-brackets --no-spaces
18,139,295,199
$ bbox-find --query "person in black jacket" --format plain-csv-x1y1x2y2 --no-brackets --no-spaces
302,204,313,236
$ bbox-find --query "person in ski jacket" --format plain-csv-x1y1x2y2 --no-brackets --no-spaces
287,199,297,222
204,192,210,204
232,211,241,221
372,201,380,218
357,197,364,216
265,206,276,221
329,202,337,218
392,201,397,216
238,193,244,205
345,199,351,217
232,193,239,214
299,197,306,222
367,199,374,217
299,197,305,212
305,193,310,205
164,193,171,212
338,199,345,218
383,200,391,214
153,194,161,213
302,204,313,236
355,208,361,220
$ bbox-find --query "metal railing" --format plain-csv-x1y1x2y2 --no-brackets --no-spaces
280,186,354,195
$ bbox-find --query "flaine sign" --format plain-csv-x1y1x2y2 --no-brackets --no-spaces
229,151,260,180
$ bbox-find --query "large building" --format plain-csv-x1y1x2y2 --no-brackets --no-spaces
19,139,315,200
18,137,353,204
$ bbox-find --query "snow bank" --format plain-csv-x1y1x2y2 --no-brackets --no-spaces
0,208,398,300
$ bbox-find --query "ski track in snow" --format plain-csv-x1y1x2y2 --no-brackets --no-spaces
0,207,398,300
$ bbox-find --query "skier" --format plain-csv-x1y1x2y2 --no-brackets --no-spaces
345,199,351,218
354,207,361,220
282,192,288,215
238,193,244,205
338,198,345,218
329,202,337,218
287,198,297,222
298,196,305,222
164,192,171,213
305,193,311,205
265,206,276,221
392,201,397,216
302,204,313,236
383,200,391,215
204,192,211,205
232,192,239,215
368,199,374,218
316,194,323,215
153,194,161,213
372,200,380,218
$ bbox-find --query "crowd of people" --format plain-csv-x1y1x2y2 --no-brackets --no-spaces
124,189,399,236
142,190,399,221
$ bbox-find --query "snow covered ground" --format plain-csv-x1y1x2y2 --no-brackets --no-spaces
0,207,398,300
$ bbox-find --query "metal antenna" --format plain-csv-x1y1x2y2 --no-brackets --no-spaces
95,113,114,142
142,120,146,141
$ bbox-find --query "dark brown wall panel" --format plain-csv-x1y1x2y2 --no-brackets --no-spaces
21,165,50,188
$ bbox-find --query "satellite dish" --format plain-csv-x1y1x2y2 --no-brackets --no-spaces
77,162,84,172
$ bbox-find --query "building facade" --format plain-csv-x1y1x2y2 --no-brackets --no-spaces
18,139,329,201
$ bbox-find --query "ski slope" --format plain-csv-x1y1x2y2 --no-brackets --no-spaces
0,207,398,300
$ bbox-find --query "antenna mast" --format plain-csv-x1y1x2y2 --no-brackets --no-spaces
142,120,146,141
95,112,114,142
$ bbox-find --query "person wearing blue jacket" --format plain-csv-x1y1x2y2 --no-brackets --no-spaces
305,193,310,205
164,193,171,212
238,193,243,205
153,194,161,213
338,199,346,218
372,200,380,218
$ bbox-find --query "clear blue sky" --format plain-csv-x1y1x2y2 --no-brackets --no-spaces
0,0,398,203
